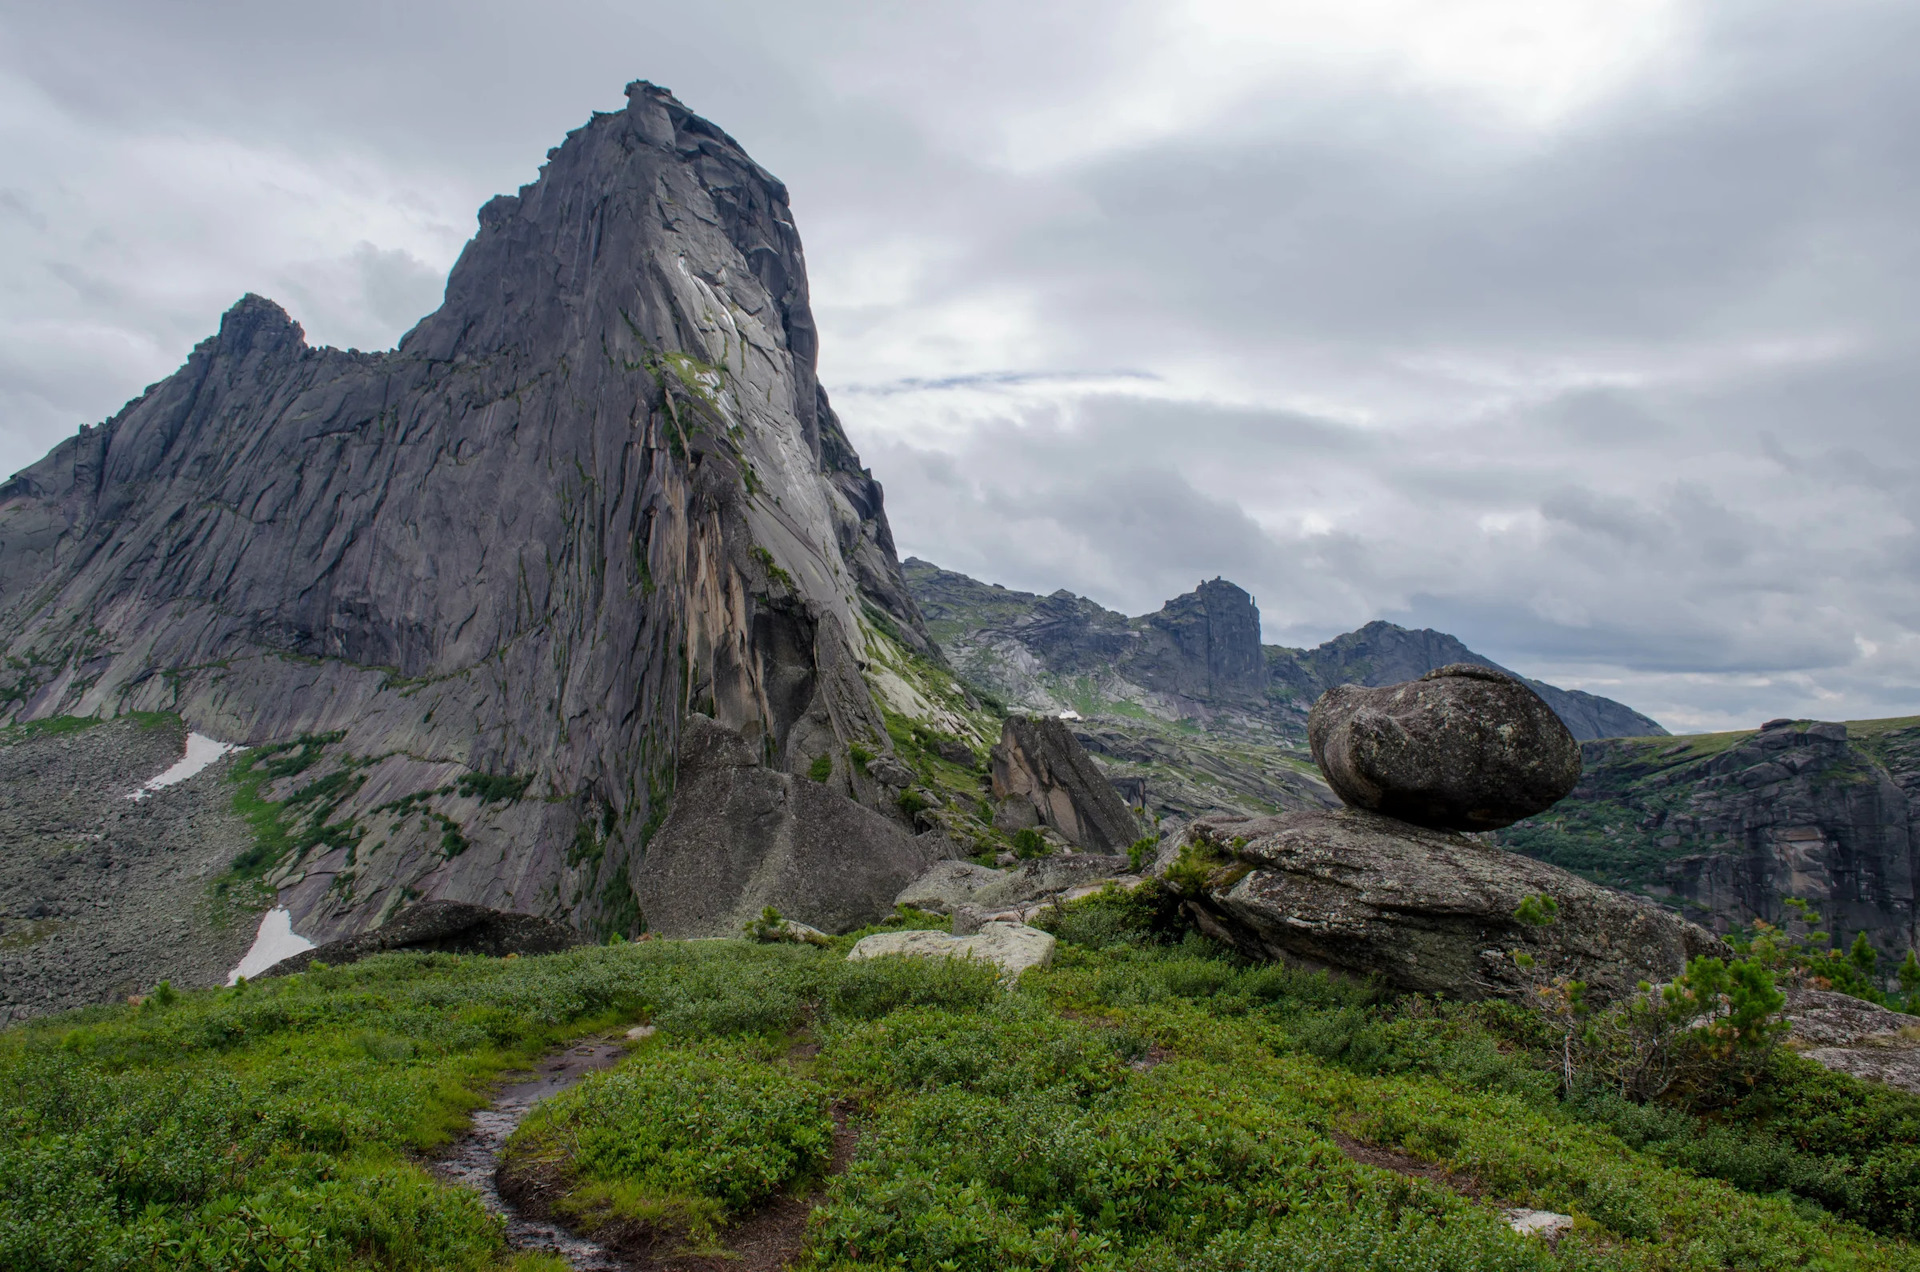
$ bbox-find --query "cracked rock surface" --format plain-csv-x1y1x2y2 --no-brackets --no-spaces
1173,807,1723,1003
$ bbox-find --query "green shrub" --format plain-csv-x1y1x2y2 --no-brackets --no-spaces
807,754,833,783
505,1040,830,1243
1011,827,1049,859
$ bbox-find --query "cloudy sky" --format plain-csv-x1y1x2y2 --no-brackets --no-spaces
3,1,1916,732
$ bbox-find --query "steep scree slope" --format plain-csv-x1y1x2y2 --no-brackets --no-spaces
0,82,929,944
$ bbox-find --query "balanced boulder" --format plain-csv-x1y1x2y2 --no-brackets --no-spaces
1308,664,1580,831
1169,808,1723,1002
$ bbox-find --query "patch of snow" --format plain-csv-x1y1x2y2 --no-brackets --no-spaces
129,732,243,800
228,907,316,984
1057,709,1083,721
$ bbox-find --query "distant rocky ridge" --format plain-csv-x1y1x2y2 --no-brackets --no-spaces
0,82,955,949
1499,715,1920,975
904,558,1664,743
904,557,1663,825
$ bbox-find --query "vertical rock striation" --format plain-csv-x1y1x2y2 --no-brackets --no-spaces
0,82,927,942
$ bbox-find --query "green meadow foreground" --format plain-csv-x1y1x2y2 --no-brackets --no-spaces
5,892,1920,1271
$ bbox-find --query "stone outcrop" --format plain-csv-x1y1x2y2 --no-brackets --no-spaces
1782,985,1920,1094
903,558,1660,833
265,900,586,976
896,852,1134,917
0,82,929,945
990,716,1142,852
1171,808,1723,1002
1499,716,1920,971
1308,665,1581,831
635,715,935,938
847,921,1056,980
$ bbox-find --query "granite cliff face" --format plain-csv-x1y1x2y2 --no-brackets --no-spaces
905,558,1662,825
1499,716,1920,972
0,83,931,945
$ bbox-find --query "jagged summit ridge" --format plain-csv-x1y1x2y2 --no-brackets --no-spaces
904,558,1664,743
0,82,927,942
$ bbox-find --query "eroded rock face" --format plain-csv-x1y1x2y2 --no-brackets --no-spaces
1173,808,1722,1002
1308,665,1581,831
265,900,586,976
0,82,927,944
991,716,1142,852
635,715,935,938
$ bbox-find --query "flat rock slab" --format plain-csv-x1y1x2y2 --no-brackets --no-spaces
1181,808,1721,1002
1783,985,1920,1046
1785,986,1920,1094
847,921,1056,980
266,900,586,976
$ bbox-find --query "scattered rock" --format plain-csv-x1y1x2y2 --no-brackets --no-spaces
847,921,1056,980
1308,664,1581,831
267,900,586,976
1503,1209,1575,1240
636,716,937,938
991,716,1143,852
0,717,263,1020
1171,809,1721,1002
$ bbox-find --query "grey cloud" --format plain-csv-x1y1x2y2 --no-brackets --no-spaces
5,1,1920,729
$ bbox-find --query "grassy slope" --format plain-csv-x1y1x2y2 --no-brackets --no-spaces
5,897,1920,1271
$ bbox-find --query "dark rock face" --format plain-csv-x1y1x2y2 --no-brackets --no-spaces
1308,665,1581,832
266,900,585,976
634,715,935,938
0,82,926,943
1500,717,1920,969
990,715,1142,853
1176,808,1721,1002
1129,579,1269,701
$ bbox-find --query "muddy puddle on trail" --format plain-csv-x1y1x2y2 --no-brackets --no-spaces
434,1037,629,1270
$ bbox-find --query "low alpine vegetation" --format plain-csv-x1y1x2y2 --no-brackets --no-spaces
3,888,1919,1270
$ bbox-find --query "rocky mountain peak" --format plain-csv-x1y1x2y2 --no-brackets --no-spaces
0,81,931,943
1142,577,1268,700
